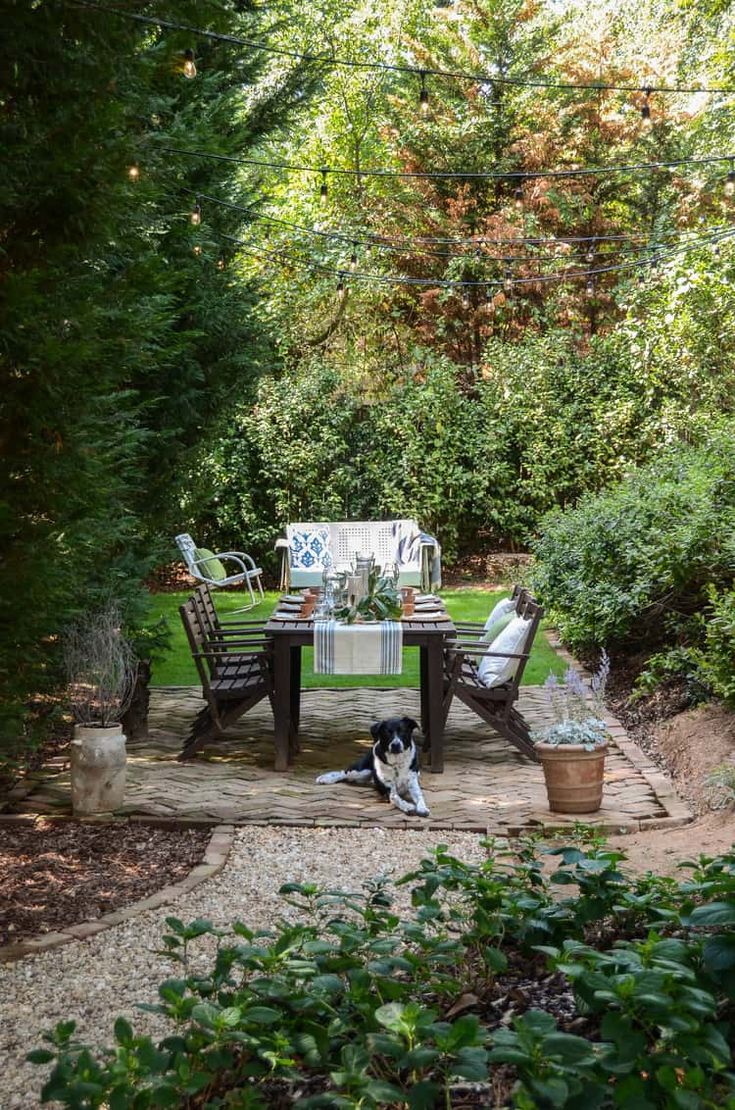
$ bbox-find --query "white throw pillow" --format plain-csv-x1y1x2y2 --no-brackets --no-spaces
483,597,517,632
482,609,515,644
477,615,532,689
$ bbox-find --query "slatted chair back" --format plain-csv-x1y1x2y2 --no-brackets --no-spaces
179,597,216,696
502,591,543,703
192,583,267,642
443,589,545,761
193,582,220,636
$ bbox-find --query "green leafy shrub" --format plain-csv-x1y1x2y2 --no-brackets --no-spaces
29,840,735,1108
532,427,735,653
697,585,735,705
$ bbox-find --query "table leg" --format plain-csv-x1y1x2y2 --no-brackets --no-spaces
273,637,291,772
289,646,302,755
419,647,429,736
425,638,444,774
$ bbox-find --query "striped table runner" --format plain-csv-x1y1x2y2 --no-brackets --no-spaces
314,620,403,675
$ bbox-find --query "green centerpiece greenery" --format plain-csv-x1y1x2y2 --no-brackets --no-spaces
333,570,402,624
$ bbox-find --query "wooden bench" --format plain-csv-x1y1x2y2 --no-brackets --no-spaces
178,596,273,761
442,589,544,761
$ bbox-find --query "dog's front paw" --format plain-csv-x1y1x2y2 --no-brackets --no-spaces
315,771,343,785
415,804,430,818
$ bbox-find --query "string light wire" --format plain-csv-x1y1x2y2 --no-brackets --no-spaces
162,144,735,183
217,225,735,290
71,0,735,96
180,186,651,251
180,186,711,265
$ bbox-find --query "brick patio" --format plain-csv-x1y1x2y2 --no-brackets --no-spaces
15,686,691,833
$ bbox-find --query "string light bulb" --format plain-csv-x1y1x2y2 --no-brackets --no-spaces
513,185,523,209
503,264,513,292
337,272,346,296
419,71,429,114
193,245,202,256
725,162,735,197
191,198,202,226
319,168,328,205
127,164,140,182
586,277,595,296
640,87,652,122
712,240,721,258
349,242,358,271
585,244,595,263
182,48,197,79
461,289,470,308
216,259,225,270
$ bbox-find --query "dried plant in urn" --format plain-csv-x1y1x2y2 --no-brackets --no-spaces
63,603,137,815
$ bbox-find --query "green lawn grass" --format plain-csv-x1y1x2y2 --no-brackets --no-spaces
150,589,565,688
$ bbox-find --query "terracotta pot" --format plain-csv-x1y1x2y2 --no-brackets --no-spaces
536,742,607,814
70,724,127,815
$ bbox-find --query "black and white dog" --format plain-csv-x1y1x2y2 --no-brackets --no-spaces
315,716,430,817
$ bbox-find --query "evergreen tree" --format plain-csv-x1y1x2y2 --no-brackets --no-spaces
0,0,312,765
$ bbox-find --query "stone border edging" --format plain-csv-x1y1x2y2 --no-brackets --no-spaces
0,822,236,964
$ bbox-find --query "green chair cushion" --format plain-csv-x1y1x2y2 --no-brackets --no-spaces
194,547,227,582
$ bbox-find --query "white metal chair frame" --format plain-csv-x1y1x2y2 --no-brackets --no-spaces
175,533,264,613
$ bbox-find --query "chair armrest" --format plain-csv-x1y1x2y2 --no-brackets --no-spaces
275,538,290,551
194,553,247,574
216,551,261,573
207,636,272,647
212,620,268,629
206,628,267,641
445,644,529,660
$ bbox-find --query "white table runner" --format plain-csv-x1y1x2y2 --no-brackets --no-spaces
314,620,403,675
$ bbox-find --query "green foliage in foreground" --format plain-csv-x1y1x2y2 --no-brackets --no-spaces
31,840,735,1108
531,428,735,688
149,589,566,688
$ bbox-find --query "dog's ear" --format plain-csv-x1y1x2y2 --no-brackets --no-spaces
401,717,419,735
370,721,383,742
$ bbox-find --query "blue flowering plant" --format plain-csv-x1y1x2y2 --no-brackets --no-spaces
534,651,610,750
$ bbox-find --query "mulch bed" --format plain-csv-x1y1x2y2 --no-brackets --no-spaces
0,821,210,946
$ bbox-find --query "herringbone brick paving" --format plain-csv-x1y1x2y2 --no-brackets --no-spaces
19,686,684,832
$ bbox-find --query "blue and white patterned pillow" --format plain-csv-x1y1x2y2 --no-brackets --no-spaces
289,527,330,570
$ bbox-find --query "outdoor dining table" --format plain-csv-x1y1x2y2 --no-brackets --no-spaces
265,599,456,774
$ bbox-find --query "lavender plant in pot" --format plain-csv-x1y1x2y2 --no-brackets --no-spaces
63,603,137,816
534,651,610,814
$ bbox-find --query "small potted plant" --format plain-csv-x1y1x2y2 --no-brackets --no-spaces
63,603,137,816
534,651,610,814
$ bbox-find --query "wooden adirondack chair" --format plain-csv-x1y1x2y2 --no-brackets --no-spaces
442,590,544,761
178,596,273,760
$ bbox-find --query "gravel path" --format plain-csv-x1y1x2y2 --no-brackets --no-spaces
1,827,489,1109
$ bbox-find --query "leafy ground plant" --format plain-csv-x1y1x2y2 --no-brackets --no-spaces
29,840,735,1108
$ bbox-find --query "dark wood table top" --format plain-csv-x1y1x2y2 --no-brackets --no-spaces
265,599,455,639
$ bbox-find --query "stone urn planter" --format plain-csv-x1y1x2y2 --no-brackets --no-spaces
536,741,608,814
70,725,127,816
63,602,137,817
